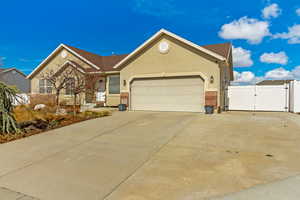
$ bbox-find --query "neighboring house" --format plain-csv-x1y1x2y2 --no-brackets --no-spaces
0,68,30,93
28,29,233,112
257,80,293,86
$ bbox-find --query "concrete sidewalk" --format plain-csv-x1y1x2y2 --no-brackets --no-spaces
0,187,38,200
211,175,300,200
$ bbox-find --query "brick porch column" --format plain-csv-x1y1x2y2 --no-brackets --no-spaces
120,92,129,106
205,91,218,108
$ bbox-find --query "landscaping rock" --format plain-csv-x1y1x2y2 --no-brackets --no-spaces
55,108,67,115
34,119,48,130
24,125,40,133
34,104,46,110
19,121,35,129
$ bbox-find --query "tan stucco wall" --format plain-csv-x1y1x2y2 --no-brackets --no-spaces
30,47,100,105
106,73,120,106
30,48,93,94
120,35,223,107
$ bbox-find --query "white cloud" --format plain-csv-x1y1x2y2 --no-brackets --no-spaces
234,71,255,83
291,66,300,79
19,58,42,63
232,66,300,85
0,56,5,66
232,71,263,85
232,46,253,67
265,67,292,79
219,17,270,44
260,51,288,65
263,66,300,80
262,3,281,19
296,8,300,16
273,24,300,44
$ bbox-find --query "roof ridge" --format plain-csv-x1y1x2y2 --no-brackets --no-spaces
64,44,128,58
63,44,103,57
201,42,231,46
62,44,128,72
102,53,129,57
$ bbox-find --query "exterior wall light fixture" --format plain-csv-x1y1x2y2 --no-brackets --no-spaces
210,76,214,84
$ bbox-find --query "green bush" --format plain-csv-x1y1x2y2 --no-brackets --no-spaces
82,110,111,118
0,82,20,134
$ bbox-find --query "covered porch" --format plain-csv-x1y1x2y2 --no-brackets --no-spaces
84,72,120,107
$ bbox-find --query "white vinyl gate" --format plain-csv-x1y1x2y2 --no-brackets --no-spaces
290,80,300,113
228,84,289,112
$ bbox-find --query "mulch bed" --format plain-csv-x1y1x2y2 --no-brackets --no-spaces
0,115,108,144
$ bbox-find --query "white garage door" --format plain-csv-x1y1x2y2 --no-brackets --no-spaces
130,76,204,112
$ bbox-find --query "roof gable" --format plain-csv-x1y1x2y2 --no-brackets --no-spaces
27,44,128,79
27,44,99,79
114,29,227,69
0,68,27,77
64,45,104,69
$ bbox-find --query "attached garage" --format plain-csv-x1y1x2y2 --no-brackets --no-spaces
130,76,204,112
114,29,233,113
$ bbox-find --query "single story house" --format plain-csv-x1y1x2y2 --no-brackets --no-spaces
28,29,233,112
0,68,30,93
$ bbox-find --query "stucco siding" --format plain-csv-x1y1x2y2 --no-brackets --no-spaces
106,95,120,106
0,70,30,93
106,74,121,106
30,48,93,94
120,35,222,106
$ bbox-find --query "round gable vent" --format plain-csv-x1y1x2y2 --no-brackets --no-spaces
61,50,68,58
158,41,170,54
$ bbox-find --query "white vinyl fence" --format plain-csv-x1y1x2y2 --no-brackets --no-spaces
289,80,300,113
13,93,30,105
228,84,290,112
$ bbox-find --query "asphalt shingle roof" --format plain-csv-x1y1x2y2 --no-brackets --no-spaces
65,44,128,72
202,42,231,59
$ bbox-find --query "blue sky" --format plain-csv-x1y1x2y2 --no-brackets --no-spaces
0,0,299,84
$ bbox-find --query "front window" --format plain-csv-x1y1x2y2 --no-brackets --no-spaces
65,78,75,95
109,75,120,94
39,79,52,94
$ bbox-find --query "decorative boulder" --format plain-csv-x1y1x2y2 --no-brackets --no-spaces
34,104,46,110
34,119,48,130
56,108,67,115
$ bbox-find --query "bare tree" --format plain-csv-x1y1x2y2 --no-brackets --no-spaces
40,68,74,109
68,68,99,115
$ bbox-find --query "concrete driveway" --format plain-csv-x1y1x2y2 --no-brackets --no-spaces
0,111,300,200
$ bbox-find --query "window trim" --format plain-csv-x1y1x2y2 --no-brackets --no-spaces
65,78,75,95
39,79,52,94
108,75,120,95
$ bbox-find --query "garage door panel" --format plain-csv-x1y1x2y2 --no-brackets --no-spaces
131,77,204,112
